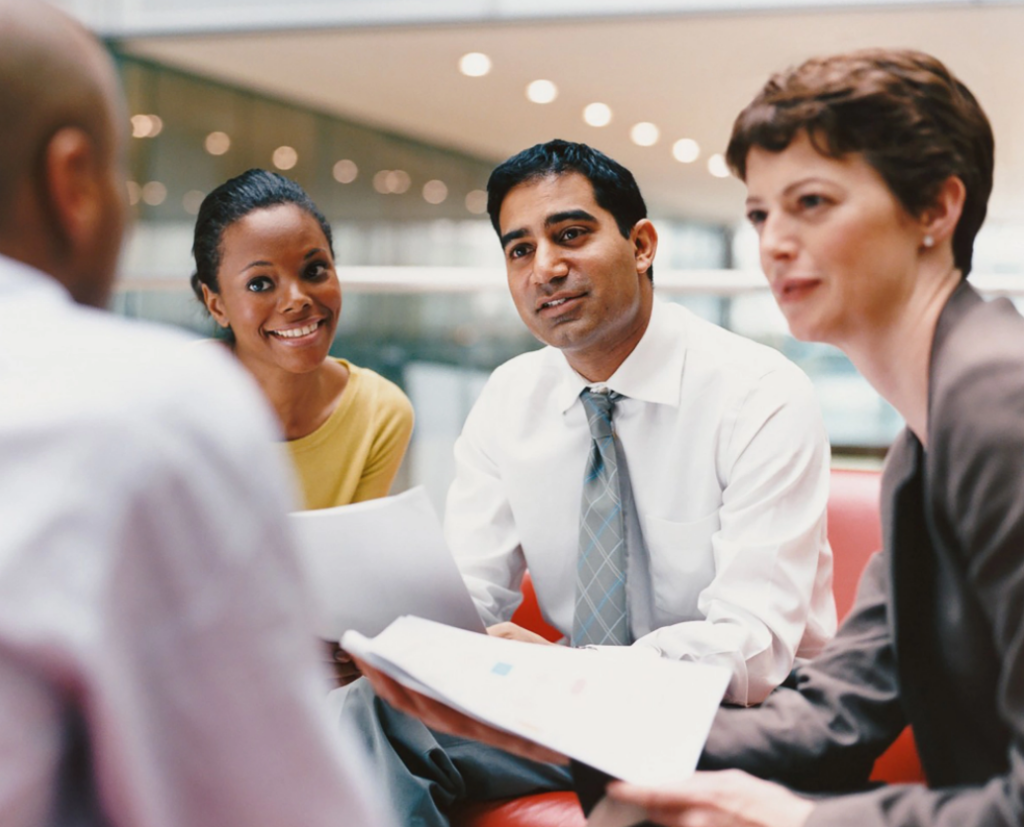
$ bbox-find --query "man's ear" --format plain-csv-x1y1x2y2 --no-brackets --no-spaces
200,282,231,329
920,175,966,251
631,218,658,277
42,126,104,255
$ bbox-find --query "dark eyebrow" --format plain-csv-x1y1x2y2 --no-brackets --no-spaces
546,209,596,226
240,248,327,273
500,210,598,250
500,228,527,250
747,177,836,208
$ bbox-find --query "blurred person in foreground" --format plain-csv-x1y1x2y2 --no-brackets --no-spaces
357,48,1024,827
0,3,390,825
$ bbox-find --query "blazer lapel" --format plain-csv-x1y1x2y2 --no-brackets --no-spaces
880,430,923,669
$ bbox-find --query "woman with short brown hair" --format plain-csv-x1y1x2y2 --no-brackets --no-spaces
608,49,1024,827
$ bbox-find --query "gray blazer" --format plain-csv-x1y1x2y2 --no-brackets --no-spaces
702,281,1024,826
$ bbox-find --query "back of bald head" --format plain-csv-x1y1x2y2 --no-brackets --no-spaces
0,0,119,235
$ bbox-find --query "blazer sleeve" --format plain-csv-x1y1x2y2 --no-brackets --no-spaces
700,551,906,792
712,306,1024,827
808,338,1024,827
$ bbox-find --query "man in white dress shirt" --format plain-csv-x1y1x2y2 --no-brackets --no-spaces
0,4,389,826
342,140,834,825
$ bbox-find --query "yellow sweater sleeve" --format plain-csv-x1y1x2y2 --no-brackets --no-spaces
348,372,414,503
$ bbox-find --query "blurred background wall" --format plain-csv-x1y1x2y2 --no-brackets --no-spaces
53,0,1024,508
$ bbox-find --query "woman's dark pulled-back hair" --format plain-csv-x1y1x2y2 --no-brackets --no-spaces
190,168,334,301
486,139,652,279
726,49,994,277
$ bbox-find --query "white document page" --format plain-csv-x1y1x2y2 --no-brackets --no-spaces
289,488,486,641
343,616,729,787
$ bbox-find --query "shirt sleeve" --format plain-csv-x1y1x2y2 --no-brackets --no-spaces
630,365,835,705
85,372,393,827
350,374,415,503
444,380,528,627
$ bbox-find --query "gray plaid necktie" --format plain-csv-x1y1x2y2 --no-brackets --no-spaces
573,388,631,647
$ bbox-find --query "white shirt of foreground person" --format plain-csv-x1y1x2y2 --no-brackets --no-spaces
0,256,392,827
447,297,836,706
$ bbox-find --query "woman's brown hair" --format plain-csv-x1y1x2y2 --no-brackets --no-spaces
726,49,994,276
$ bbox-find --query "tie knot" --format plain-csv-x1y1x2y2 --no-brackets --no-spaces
580,388,619,438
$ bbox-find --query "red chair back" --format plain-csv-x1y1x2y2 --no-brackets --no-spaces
511,572,562,642
827,468,883,620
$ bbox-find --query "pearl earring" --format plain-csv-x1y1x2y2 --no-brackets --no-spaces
923,234,935,248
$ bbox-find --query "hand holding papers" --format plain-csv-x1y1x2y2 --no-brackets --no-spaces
343,616,730,788
351,654,569,766
289,487,485,641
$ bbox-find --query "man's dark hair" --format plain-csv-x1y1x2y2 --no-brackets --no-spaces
487,139,652,279
190,168,334,302
726,49,993,277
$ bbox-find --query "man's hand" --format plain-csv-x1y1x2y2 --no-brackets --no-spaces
487,621,558,645
350,654,568,765
322,641,362,687
607,770,815,827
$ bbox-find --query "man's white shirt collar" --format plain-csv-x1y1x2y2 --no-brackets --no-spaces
553,296,688,414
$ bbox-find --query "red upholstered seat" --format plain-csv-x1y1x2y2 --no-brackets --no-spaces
827,468,884,620
455,792,585,827
510,572,563,643
453,467,923,827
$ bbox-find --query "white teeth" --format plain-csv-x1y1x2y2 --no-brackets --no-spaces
273,321,319,338
542,298,568,309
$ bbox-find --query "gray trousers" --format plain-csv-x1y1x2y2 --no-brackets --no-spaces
339,679,574,827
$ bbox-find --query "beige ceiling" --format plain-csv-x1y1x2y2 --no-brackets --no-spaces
122,5,1024,226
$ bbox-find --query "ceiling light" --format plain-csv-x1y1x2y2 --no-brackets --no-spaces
672,138,700,164
423,180,448,205
583,103,612,127
205,131,231,156
333,159,358,184
130,115,150,138
130,114,162,139
386,170,411,194
465,190,488,214
273,146,298,171
526,79,557,104
141,181,166,206
630,122,660,147
374,170,411,194
459,52,492,77
708,153,730,178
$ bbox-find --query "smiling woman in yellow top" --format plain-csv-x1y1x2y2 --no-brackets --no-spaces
189,169,413,509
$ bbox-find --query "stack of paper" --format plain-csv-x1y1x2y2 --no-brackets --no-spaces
289,487,485,640
343,616,730,787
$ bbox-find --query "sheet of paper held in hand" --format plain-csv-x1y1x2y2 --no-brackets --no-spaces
289,487,486,641
343,616,730,788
